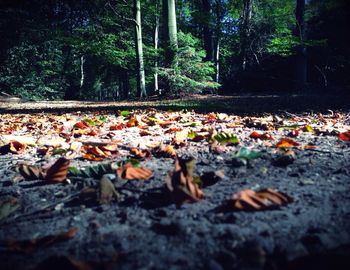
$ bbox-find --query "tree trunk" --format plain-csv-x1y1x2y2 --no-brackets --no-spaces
215,40,220,82
134,0,147,98
167,0,178,51
295,0,307,91
80,55,85,94
154,0,160,94
202,0,214,62
240,0,253,71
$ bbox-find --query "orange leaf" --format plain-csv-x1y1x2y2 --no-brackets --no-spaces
6,227,78,253
207,112,216,122
117,163,153,180
152,144,177,158
126,117,138,128
249,131,274,140
338,131,350,141
130,147,151,159
110,123,125,131
0,140,27,154
45,158,70,183
229,188,293,211
275,138,300,148
74,121,90,129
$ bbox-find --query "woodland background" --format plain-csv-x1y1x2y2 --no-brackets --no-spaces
0,0,349,101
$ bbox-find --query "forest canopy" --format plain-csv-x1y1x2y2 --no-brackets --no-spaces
0,0,349,100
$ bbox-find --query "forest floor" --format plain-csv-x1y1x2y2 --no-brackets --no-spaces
0,94,350,270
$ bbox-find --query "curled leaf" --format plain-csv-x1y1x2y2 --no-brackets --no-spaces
152,144,177,158
229,188,293,211
130,147,152,159
249,131,274,140
117,163,153,180
17,163,46,180
213,132,239,145
99,174,119,204
338,131,350,141
0,198,20,220
45,158,70,183
4,227,78,253
275,138,299,148
165,157,205,208
0,140,27,154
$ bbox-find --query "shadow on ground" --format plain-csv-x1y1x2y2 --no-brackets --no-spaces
0,94,349,115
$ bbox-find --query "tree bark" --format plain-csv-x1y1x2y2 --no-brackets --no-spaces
202,0,214,62
134,0,147,98
154,0,160,94
295,0,307,91
167,0,178,51
240,0,253,71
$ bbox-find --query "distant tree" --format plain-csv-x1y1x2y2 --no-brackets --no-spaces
295,0,307,90
134,0,147,97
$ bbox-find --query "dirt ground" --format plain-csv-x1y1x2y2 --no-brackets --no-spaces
0,96,350,270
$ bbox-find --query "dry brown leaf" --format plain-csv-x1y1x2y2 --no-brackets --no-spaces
45,158,70,183
0,140,27,154
172,129,188,146
152,144,177,158
117,163,153,180
272,150,296,167
5,227,78,253
229,188,293,211
130,147,152,159
17,163,46,180
165,157,205,208
99,174,119,204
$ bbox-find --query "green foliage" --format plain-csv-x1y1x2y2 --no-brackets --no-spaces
0,41,65,100
158,32,220,95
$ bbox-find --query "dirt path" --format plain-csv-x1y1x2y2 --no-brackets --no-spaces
0,101,350,270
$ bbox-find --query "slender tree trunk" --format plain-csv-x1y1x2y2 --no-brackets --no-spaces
295,0,307,90
167,0,178,51
202,0,214,62
240,0,253,71
79,55,85,98
215,40,220,82
134,0,146,98
154,0,160,94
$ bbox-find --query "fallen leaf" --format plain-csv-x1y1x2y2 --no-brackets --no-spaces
200,170,224,187
272,150,296,166
165,157,205,207
229,188,293,211
99,174,119,204
213,132,239,145
45,158,70,183
249,131,274,140
0,140,27,154
338,131,350,141
110,123,125,130
235,147,263,160
172,129,188,146
5,227,78,253
126,117,138,128
74,121,90,129
152,144,177,158
0,198,20,220
117,162,153,180
130,147,151,159
17,163,46,180
275,138,300,148
302,125,314,132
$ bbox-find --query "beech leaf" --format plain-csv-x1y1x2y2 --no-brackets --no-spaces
229,188,293,211
117,162,153,180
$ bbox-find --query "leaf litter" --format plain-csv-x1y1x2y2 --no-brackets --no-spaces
0,109,350,268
